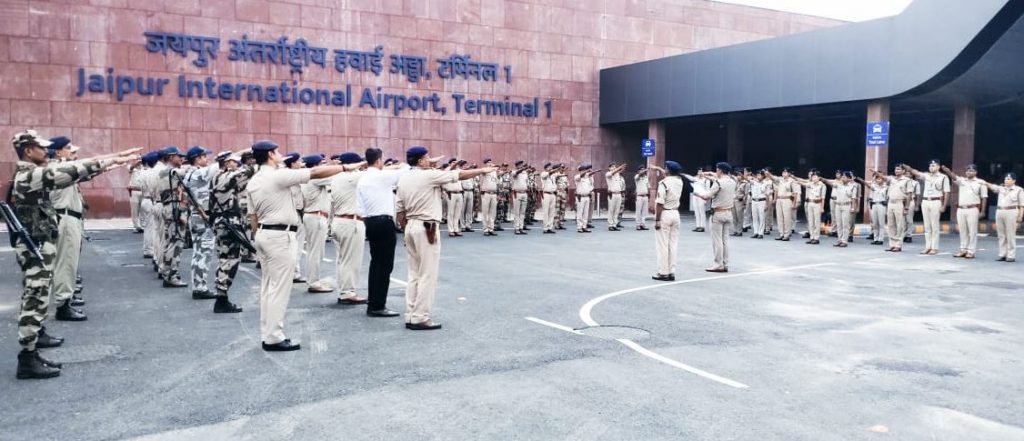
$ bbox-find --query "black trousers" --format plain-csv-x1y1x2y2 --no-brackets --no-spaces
364,216,397,311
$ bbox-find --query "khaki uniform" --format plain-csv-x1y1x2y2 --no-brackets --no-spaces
145,162,167,271
301,178,332,285
540,171,558,231
248,166,311,345
462,175,477,228
832,182,858,244
905,179,920,238
129,166,145,230
733,179,749,234
574,173,594,231
395,168,460,324
686,174,709,230
992,185,1023,260
803,181,826,240
479,171,499,233
954,177,987,254
749,179,772,236
49,160,86,309
443,179,464,233
291,184,306,278
867,181,888,242
655,176,684,275
772,177,800,238
329,170,366,299
920,172,950,250
885,176,913,249
511,170,530,231
700,176,737,268
635,173,650,228
606,171,625,228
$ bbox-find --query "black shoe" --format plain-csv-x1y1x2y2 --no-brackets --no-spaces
775,236,784,241
871,240,883,245
261,339,300,351
35,327,64,349
241,258,257,264
213,296,243,313
651,274,675,281
904,237,912,243
743,227,750,232
866,234,874,241
162,278,187,288
495,226,505,231
781,237,790,241
55,301,87,321
70,294,85,307
292,277,307,284
143,254,153,259
76,275,82,284
134,228,144,233
802,232,810,239
407,320,442,330
556,226,566,230
192,290,217,300
367,308,400,317
73,285,82,295
16,350,61,379
543,230,555,234
37,352,62,369
1008,258,1016,263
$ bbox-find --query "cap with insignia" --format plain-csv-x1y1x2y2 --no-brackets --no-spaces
339,152,362,164
303,154,324,167
665,161,682,173
965,164,977,171
407,146,428,157
252,140,279,151
216,150,232,162
141,151,160,166
283,152,301,166
159,146,184,158
185,145,210,161
48,136,80,153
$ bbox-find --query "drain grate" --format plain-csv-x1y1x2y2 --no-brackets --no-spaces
577,325,651,341
44,344,121,364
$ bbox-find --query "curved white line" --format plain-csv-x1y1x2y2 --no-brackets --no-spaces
579,262,835,389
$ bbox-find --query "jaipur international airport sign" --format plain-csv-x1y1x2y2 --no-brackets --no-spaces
73,31,554,120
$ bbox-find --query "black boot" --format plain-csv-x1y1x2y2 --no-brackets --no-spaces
162,277,187,288
35,327,64,348
192,290,217,300
16,350,61,379
70,293,85,307
213,296,243,313
55,301,87,321
37,352,62,369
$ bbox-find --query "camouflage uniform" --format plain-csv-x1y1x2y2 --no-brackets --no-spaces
11,158,106,351
183,164,218,293
525,170,537,224
556,173,569,228
497,172,512,222
238,184,255,261
209,165,255,296
157,168,187,283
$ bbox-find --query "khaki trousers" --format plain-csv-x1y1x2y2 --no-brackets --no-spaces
870,203,887,242
921,199,942,250
404,221,441,324
303,214,328,283
462,191,475,227
751,200,767,236
151,203,165,270
608,193,623,227
255,229,296,345
330,218,365,297
655,210,680,275
481,193,498,232
956,207,979,253
835,205,852,243
130,190,143,230
542,193,557,231
774,198,794,237
141,198,154,255
996,210,1018,259
512,192,528,230
51,214,82,306
905,201,916,238
732,199,746,234
710,210,732,268
575,195,591,230
805,202,822,240
293,219,305,277
693,197,707,229
886,201,907,248
448,193,464,233
636,195,649,227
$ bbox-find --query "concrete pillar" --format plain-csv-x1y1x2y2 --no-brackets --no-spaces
647,120,666,208
863,100,890,224
950,103,976,218
726,116,743,165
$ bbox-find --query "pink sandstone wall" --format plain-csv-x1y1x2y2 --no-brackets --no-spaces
0,0,839,217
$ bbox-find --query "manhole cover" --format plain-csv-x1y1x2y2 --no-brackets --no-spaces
577,325,651,341
44,344,120,363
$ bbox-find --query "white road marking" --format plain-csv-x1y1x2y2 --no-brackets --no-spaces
525,317,582,335
578,262,834,389
389,277,408,286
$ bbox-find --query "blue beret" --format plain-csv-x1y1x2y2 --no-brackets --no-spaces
141,151,160,166
339,152,362,164
283,152,301,166
329,153,342,161
252,140,278,151
159,146,184,158
665,161,682,173
48,136,71,150
185,145,210,161
583,163,593,170
303,154,323,167
1005,172,1017,181
407,146,428,157
515,160,525,167
929,159,941,166
965,164,977,171
716,162,732,173
483,158,492,163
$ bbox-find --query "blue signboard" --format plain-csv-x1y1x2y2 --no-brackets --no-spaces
641,138,656,157
866,121,889,147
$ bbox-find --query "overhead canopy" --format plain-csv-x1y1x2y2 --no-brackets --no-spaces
599,0,1024,125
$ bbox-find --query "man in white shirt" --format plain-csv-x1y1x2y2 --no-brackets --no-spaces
356,147,412,318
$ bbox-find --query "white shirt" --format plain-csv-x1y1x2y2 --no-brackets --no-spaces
356,164,411,217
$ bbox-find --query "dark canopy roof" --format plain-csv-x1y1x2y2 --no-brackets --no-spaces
599,0,1024,124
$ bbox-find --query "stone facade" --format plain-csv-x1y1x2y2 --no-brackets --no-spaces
0,0,838,217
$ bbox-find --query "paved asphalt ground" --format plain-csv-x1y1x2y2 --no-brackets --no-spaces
2,216,1023,441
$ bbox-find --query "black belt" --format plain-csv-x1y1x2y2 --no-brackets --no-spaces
752,198,766,202
260,224,298,232
56,208,83,219
364,215,393,221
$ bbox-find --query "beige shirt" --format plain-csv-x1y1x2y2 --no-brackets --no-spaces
395,168,460,221
247,167,311,226
833,182,858,203
750,180,772,200
479,171,498,192
511,170,530,192
655,176,684,210
804,182,826,201
330,170,364,216
994,185,1024,209
774,177,799,198
868,182,888,203
575,174,594,195
886,176,912,202
706,176,738,209
49,160,85,212
301,178,331,213
921,172,950,198
461,175,477,191
606,172,625,192
635,174,649,196
540,172,557,192
955,177,987,206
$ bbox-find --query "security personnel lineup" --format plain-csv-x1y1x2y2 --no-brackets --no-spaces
5,130,1024,379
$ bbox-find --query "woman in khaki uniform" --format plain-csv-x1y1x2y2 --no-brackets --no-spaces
983,173,1023,262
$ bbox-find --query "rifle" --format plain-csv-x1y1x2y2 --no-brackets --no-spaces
0,202,45,263
176,175,256,254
